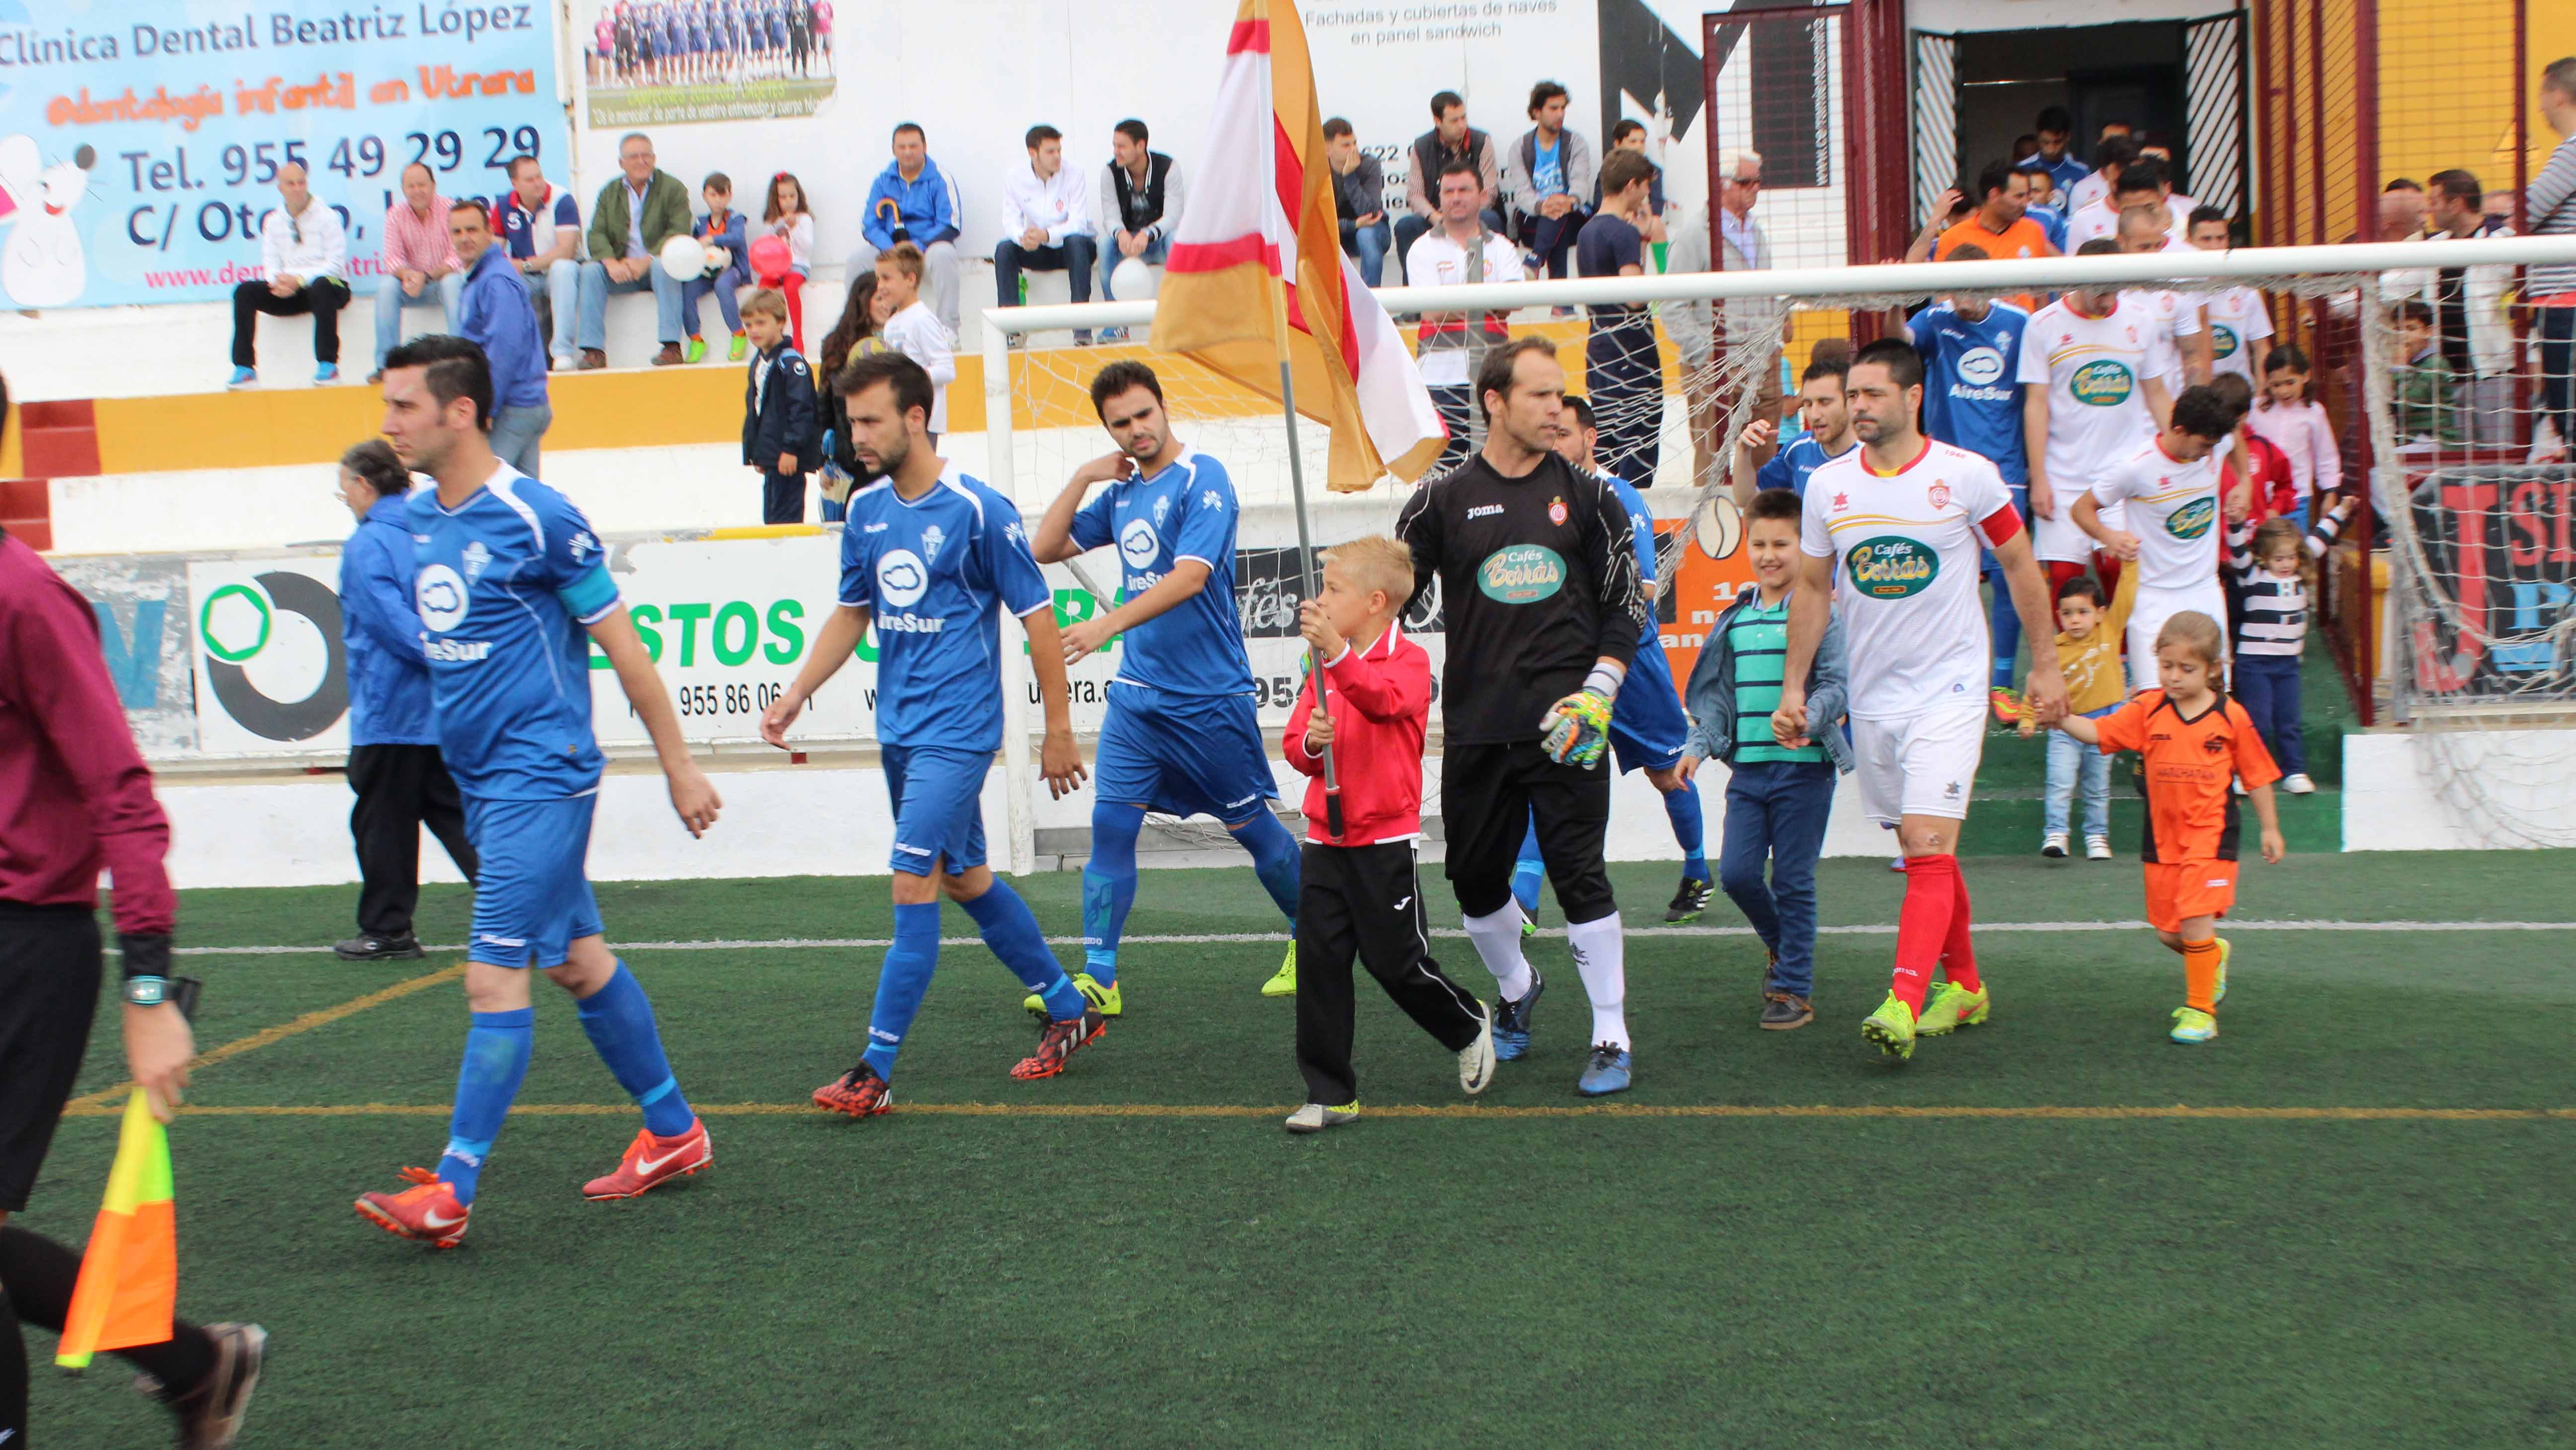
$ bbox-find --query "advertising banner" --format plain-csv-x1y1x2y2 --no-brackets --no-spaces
0,0,564,309
54,552,198,754
2404,466,2576,702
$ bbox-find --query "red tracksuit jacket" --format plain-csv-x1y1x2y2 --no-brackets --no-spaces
1282,621,1431,848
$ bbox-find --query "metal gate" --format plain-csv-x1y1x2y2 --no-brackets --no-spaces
2182,11,2250,228
1910,30,1959,231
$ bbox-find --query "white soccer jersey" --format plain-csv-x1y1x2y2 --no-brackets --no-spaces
1801,439,2019,721
2090,438,2224,591
2201,286,2276,384
2020,295,2177,560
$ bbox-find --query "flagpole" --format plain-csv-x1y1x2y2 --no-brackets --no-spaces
1268,264,1344,840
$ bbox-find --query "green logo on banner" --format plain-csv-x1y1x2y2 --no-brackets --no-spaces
1477,545,1566,603
1846,537,1939,599
2070,359,2136,406
2166,496,2217,539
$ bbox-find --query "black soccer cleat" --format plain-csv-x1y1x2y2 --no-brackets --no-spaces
1664,876,1714,924
332,933,425,962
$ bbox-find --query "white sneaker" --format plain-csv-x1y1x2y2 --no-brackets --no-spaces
2041,832,2069,859
1283,1102,1359,1134
1458,1002,1496,1096
2233,779,2248,796
2283,773,2316,795
2086,836,2113,861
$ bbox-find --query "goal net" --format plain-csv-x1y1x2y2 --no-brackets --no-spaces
976,235,2576,860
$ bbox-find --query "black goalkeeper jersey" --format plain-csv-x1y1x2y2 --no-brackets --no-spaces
1395,449,1647,745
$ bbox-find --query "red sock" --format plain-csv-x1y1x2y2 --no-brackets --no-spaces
1890,855,1957,1012
1940,860,1981,993
2046,561,2088,600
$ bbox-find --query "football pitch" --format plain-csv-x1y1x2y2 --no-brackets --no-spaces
27,852,2576,1448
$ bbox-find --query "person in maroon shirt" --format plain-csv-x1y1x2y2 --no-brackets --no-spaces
0,375,267,1445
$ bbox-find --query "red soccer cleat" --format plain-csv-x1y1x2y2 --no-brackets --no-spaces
813,1061,894,1118
582,1118,713,1201
354,1167,471,1248
1009,1009,1109,1080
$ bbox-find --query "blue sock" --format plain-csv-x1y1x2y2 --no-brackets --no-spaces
863,902,944,1079
1232,809,1301,928
1512,817,1545,914
573,962,695,1138
440,1007,532,1205
1080,801,1146,986
1664,783,1708,881
962,880,1084,1021
1988,573,2023,690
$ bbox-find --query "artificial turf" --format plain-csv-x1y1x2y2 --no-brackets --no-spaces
24,852,2576,1448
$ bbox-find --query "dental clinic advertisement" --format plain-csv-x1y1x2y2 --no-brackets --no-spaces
0,1,564,308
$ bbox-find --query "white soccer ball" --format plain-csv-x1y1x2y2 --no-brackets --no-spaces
1693,493,1744,560
1111,257,1159,301
657,234,707,282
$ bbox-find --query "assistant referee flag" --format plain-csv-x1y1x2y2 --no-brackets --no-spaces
55,1089,178,1370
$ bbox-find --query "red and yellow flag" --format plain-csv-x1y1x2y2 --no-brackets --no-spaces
1153,0,1444,491
55,1089,177,1370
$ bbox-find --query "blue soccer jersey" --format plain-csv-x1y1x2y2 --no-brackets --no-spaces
1067,446,1256,698
1753,433,1856,499
408,465,620,801
840,463,1053,751
1601,469,1660,598
1910,300,2031,484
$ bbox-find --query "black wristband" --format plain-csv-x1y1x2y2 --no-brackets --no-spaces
119,933,173,980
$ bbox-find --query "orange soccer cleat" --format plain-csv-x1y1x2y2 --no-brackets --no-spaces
354,1167,472,1249
813,1061,895,1118
582,1119,713,1201
1009,1009,1109,1081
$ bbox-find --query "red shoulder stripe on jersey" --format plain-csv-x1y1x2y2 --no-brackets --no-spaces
1978,504,2025,547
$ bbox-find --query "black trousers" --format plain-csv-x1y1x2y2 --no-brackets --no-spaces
1442,739,1614,923
761,469,807,524
1294,841,1485,1106
1587,317,1663,484
349,743,478,938
231,276,349,366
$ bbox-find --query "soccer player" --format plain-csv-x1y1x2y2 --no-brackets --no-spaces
1030,361,1302,1005
761,351,1103,1118
1908,244,2034,720
1728,353,1857,504
1395,337,1650,1095
2019,239,2179,599
2185,206,2275,387
1510,395,1708,925
354,336,723,1248
1777,338,2066,1061
2074,384,2237,692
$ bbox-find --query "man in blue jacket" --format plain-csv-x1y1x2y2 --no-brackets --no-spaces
843,122,964,337
333,439,479,961
449,200,551,477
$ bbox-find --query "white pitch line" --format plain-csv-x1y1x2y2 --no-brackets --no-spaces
158,918,2576,956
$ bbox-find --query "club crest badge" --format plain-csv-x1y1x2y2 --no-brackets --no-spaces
1548,495,1568,526
1927,482,1951,508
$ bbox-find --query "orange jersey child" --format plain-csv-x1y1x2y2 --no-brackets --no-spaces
2058,610,2283,1044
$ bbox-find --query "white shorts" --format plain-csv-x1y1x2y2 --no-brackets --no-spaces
2036,493,2123,564
2125,581,2229,693
1852,707,1988,827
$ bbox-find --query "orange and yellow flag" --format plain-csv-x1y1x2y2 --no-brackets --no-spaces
55,1089,177,1370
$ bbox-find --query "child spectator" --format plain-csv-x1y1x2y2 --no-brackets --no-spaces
2021,573,2131,860
762,172,817,347
1281,536,1494,1132
815,270,887,521
2227,500,2355,796
683,171,751,363
2247,344,2339,530
1682,486,1850,1031
2054,610,2283,1045
740,289,817,524
875,243,955,446
2391,299,2464,445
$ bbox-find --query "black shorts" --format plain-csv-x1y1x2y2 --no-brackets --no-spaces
0,901,103,1213
1442,740,1614,923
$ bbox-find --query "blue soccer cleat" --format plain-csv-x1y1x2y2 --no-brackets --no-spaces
1491,967,1544,1060
1577,1043,1632,1096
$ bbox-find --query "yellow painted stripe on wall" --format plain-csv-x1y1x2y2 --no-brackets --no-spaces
1,415,21,478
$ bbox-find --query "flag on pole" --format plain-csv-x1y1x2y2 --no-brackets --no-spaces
55,1089,177,1370
1153,0,1446,491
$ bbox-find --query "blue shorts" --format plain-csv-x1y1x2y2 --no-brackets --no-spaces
1609,635,1689,775
466,795,604,969
884,743,990,877
1095,682,1278,825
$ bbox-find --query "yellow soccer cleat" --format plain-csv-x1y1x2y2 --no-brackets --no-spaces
2213,937,2230,1005
2169,1006,2218,1044
1861,992,1918,1061
1261,943,1297,998
1023,970,1122,1022
1912,980,1991,1036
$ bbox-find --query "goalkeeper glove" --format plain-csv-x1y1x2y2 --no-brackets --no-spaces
1538,689,1616,769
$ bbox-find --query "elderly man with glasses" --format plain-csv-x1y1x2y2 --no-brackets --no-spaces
228,163,352,387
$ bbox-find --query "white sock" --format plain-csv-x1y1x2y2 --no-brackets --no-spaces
1461,905,1534,1002
1566,912,1629,1050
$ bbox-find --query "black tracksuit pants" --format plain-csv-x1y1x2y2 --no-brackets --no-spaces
348,743,479,939
1294,840,1486,1106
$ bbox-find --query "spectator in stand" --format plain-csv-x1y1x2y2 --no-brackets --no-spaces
873,242,955,446
448,199,552,476
2378,178,2430,241
1326,117,1391,287
1502,81,1594,282
1576,149,1662,483
1604,120,1669,243
815,270,886,518
1395,90,1502,261
577,132,691,368
2526,56,2576,461
2066,134,2134,217
370,163,462,383
499,155,581,372
333,438,479,962
1403,158,1522,475
2019,105,2091,198
2248,344,2338,528
2417,168,2515,445
741,289,818,525
847,123,965,339
2391,299,2464,445
1713,145,1783,464
228,162,349,388
995,124,1098,342
760,172,816,348
1099,118,1184,305
682,171,751,364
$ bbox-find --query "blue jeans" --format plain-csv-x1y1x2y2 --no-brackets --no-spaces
682,258,750,336
1717,759,1836,997
372,270,464,372
2045,704,2119,838
1340,218,1391,287
2539,305,2576,458
996,235,1097,308
576,258,684,351
488,401,551,478
519,259,579,365
2232,653,2307,776
1096,234,1170,300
